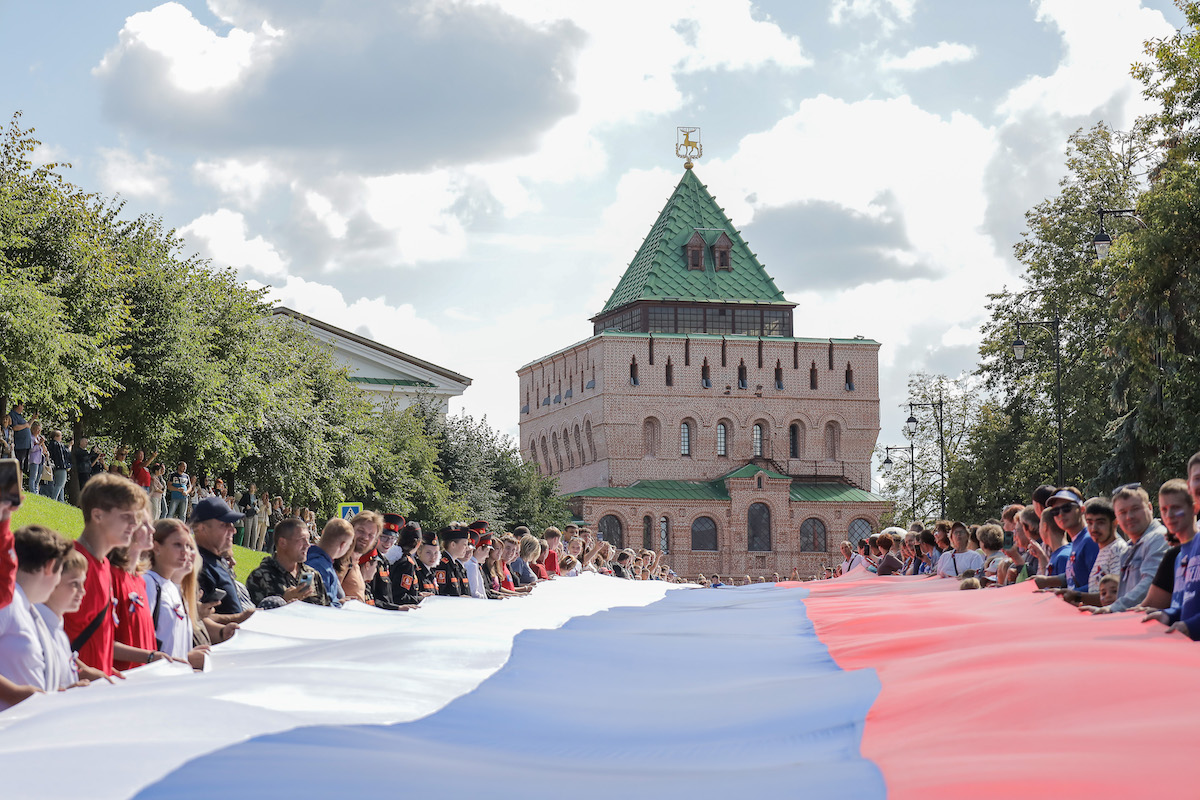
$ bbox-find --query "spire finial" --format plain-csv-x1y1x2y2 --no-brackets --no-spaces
676,127,701,169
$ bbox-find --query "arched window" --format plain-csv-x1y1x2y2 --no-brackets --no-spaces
643,515,653,550
845,363,855,391
748,503,771,551
824,421,841,460
665,358,674,387
659,516,670,553
789,422,803,459
753,423,764,457
848,518,873,546
585,421,596,462
716,422,728,457
643,417,660,458
630,358,639,386
680,421,691,456
810,361,818,390
737,361,748,390
800,518,827,552
691,516,718,551
701,360,712,388
599,515,624,549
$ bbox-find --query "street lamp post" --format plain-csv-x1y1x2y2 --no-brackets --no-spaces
904,393,946,520
881,444,917,523
1011,314,1064,486
1093,205,1146,259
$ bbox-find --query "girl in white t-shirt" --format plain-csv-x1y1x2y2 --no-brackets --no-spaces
145,523,195,661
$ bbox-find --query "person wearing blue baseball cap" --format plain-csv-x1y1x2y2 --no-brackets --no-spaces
190,496,253,620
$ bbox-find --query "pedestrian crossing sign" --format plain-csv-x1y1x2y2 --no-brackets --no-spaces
337,502,362,520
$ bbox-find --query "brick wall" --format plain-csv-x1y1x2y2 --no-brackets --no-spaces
519,332,881,492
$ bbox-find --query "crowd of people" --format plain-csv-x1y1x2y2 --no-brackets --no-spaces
833,454,1200,639
0,467,691,712
2,402,329,552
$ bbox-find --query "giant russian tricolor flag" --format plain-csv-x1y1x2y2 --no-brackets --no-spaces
1,571,1197,798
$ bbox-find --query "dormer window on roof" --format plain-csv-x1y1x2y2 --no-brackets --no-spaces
711,232,732,271
685,231,706,271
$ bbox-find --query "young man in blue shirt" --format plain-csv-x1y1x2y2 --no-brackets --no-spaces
1033,489,1096,591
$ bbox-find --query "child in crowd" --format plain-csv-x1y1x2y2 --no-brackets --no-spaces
64,473,146,676
112,508,183,671
0,525,73,709
1098,573,1120,607
146,520,198,663
37,547,89,692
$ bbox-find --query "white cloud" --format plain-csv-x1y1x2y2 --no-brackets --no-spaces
193,157,279,206
361,172,469,265
303,190,349,239
180,209,288,277
999,0,1173,123
830,0,917,29
97,147,171,199
882,41,975,71
95,1,280,92
461,0,811,185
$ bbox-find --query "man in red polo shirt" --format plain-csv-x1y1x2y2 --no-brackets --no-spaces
64,473,145,675
129,449,157,492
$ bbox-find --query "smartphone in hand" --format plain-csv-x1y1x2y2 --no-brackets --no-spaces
0,459,23,510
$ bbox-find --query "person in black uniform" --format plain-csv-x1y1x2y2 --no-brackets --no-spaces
435,524,471,596
415,530,439,596
362,513,400,614
390,518,425,606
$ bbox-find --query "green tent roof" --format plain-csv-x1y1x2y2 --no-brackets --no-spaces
599,168,791,314
570,474,887,504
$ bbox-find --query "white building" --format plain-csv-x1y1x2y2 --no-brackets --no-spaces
272,307,471,414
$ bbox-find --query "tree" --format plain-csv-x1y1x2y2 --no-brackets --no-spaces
876,372,979,525
971,123,1152,496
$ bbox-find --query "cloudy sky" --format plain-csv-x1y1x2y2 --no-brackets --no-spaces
0,0,1183,473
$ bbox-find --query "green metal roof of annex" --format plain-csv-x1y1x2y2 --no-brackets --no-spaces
599,167,791,314
570,471,887,504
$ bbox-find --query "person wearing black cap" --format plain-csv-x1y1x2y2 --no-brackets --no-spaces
435,525,470,597
415,531,439,596
361,513,400,610
390,518,424,606
191,496,253,620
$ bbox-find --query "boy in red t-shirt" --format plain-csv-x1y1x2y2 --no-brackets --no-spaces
64,473,146,675
543,527,563,576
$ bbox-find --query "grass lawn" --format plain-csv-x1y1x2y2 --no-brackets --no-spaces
12,493,268,583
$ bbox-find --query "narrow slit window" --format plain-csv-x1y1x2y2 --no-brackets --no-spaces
845,363,855,391
774,362,783,390
753,423,764,457
717,423,727,456
810,361,818,390
701,360,711,388
665,358,674,387
680,422,691,456
738,361,748,390
630,358,639,386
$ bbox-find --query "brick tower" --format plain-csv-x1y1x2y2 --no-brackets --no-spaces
518,165,889,579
